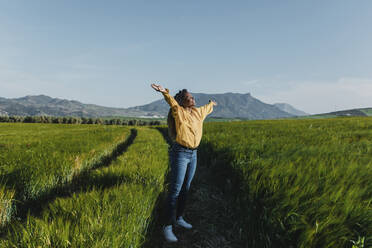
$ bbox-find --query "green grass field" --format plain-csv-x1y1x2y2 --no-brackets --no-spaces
0,119,371,247
200,118,372,247
0,123,131,227
1,127,169,247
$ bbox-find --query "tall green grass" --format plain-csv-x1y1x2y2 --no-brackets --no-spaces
0,123,131,227
1,127,169,247
200,118,372,248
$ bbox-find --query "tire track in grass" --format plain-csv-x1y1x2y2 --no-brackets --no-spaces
1,127,170,247
0,128,137,236
145,128,245,248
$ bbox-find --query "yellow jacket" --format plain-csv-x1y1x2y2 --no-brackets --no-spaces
162,89,214,149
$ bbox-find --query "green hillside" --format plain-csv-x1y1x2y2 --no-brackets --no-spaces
360,108,372,116
300,107,372,119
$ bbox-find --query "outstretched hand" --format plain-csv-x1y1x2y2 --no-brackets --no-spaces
151,83,166,93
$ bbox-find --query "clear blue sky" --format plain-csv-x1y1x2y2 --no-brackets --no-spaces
1,0,372,114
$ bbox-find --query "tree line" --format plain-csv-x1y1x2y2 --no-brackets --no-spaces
0,116,163,126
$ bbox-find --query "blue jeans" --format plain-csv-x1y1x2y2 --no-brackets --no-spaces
164,142,197,225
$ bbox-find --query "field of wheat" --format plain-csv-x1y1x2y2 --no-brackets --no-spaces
0,118,371,247
200,118,372,248
0,123,132,228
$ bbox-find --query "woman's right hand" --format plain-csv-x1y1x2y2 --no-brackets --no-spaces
151,83,166,93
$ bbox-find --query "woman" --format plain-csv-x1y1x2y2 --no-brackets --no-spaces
151,83,217,243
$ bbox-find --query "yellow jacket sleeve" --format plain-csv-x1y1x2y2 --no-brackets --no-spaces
199,101,214,120
161,89,179,107
162,89,180,119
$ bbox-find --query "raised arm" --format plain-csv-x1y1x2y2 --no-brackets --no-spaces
151,83,179,108
199,100,217,119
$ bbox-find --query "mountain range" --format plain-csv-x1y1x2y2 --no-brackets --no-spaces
0,93,308,119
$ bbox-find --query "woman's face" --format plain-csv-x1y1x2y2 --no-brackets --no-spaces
183,92,195,107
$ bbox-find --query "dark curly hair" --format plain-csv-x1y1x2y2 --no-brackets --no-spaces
167,89,189,141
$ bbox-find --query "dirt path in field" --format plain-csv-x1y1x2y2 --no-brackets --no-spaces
144,138,245,247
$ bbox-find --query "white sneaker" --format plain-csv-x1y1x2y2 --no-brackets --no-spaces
163,225,178,243
176,216,193,229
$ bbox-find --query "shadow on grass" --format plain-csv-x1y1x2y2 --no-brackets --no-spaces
142,130,250,248
194,141,288,248
0,128,137,235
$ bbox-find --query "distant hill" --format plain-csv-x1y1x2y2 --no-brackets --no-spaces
0,93,304,119
307,108,372,118
274,103,308,116
0,95,134,117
